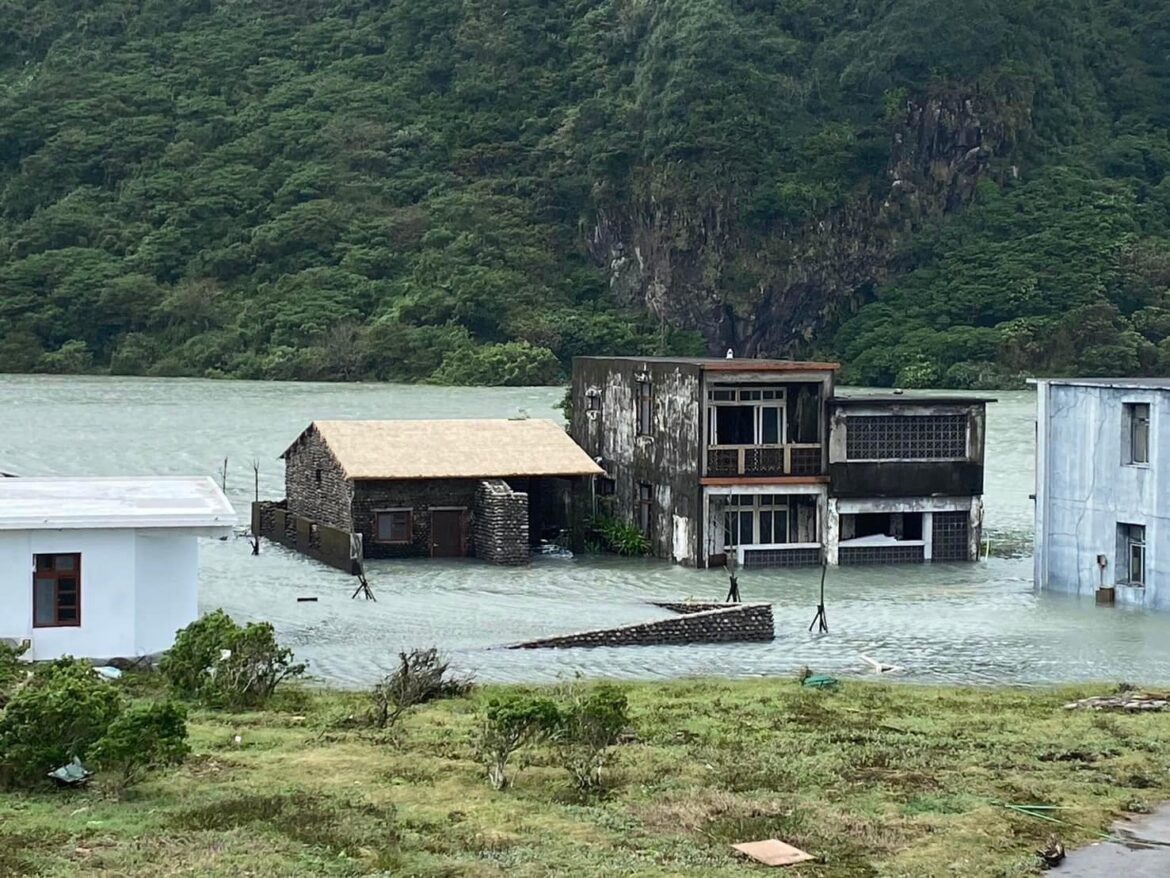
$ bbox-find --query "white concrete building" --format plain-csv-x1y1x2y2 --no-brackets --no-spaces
1033,378,1170,608
0,477,236,660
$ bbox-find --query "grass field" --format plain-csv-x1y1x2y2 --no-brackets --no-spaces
2,677,1170,877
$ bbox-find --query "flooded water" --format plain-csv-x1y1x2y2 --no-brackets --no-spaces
4,374,1170,687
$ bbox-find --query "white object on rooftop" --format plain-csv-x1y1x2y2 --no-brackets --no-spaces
0,476,237,532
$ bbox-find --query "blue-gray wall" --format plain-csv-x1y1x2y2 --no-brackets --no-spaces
1035,381,1170,608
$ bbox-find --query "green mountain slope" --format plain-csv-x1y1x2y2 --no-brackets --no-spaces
0,0,1167,386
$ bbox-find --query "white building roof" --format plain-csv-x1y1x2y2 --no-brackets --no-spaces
0,477,238,531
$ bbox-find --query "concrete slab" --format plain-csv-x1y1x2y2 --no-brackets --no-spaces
1059,806,1170,877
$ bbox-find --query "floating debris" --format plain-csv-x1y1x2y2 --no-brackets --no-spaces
1064,694,1170,712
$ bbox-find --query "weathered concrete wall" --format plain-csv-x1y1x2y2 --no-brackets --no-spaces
571,358,703,565
508,603,774,649
473,480,529,565
824,495,979,564
1035,382,1170,608
284,426,353,531
827,401,987,498
253,501,356,573
353,479,477,559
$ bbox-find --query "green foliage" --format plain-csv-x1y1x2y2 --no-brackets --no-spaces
92,701,190,790
370,648,474,730
0,658,122,788
160,610,305,709
0,0,1165,385
0,641,28,708
556,684,629,793
592,517,650,557
474,693,562,791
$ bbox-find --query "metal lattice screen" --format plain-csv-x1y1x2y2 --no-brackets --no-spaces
846,415,967,460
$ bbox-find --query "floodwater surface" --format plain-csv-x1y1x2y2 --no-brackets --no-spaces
3,374,1170,687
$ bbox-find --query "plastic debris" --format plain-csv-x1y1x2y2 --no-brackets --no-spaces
48,758,92,786
92,666,122,681
801,674,839,690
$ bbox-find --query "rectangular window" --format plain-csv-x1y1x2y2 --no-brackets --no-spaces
1125,403,1150,465
33,553,81,628
638,483,653,538
587,392,602,412
315,468,323,484
1118,523,1146,586
845,414,967,460
375,510,412,544
596,476,616,496
636,381,653,436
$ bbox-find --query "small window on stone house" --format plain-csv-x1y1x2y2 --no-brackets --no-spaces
375,510,412,544
315,467,323,484
597,476,616,496
636,380,653,435
587,390,602,412
1124,403,1150,465
638,483,653,538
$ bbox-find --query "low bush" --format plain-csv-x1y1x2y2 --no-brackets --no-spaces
0,658,122,788
161,611,305,708
92,701,190,791
556,684,629,793
0,640,29,707
371,648,474,729
473,694,562,790
592,517,650,556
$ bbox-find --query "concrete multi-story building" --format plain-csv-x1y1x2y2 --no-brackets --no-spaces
571,356,991,568
1033,378,1169,608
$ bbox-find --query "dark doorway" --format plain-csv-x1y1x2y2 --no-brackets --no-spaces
430,509,466,557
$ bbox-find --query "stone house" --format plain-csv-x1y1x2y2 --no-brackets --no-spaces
261,419,602,568
570,356,991,568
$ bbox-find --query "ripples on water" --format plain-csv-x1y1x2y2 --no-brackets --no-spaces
6,374,1170,687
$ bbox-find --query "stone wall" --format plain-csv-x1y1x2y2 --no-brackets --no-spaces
650,601,740,615
284,426,353,532
353,478,478,559
473,480,529,565
508,603,773,649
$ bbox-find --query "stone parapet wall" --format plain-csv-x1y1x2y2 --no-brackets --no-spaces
252,501,357,574
650,601,741,615
473,480,529,565
508,603,773,649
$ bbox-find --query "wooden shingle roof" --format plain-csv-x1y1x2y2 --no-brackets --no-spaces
284,419,603,481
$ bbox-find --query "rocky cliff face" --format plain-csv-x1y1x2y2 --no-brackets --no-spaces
588,91,1031,357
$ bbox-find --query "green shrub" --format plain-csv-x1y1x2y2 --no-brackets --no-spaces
474,694,562,791
556,685,629,793
93,701,190,791
0,658,122,788
0,641,29,708
429,341,562,386
159,610,237,700
593,517,650,556
161,611,305,709
370,648,474,729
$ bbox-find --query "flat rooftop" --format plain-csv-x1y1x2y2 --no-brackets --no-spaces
0,476,238,531
1030,377,1170,390
575,356,840,372
831,394,997,405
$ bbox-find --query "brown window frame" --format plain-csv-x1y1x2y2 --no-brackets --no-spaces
33,553,82,628
374,509,413,544
638,483,653,539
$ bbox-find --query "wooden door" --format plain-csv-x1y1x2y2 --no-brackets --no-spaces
430,509,466,558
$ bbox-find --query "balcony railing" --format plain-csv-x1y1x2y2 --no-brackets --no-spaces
706,443,823,477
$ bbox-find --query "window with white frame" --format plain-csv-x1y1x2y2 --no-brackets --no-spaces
722,494,791,548
707,385,786,446
1124,403,1150,465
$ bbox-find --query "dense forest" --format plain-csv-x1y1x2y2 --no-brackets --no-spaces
0,0,1167,386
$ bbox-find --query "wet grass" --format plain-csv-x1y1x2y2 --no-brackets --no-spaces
3,678,1170,876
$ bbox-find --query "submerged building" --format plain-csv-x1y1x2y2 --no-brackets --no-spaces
1033,378,1169,608
256,419,602,570
570,356,990,568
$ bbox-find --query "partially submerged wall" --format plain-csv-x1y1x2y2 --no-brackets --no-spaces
473,480,529,565
508,603,773,649
252,501,357,574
